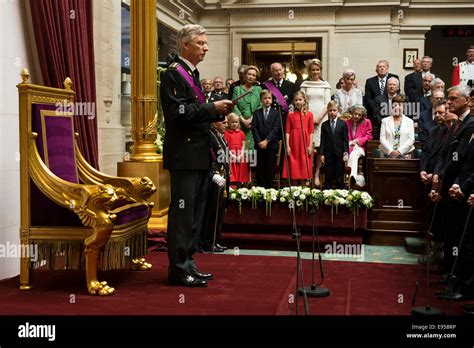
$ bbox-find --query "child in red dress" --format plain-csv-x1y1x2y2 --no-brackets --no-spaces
224,113,249,186
282,91,314,186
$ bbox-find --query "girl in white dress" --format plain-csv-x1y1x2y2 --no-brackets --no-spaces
299,59,331,187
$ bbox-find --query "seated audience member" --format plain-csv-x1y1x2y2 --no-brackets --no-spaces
417,90,445,146
372,77,402,136
335,69,363,113
379,95,415,158
345,105,373,186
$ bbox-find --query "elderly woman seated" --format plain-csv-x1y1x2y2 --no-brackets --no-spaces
379,94,415,158
345,105,373,184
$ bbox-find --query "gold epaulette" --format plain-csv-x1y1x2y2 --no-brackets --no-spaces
168,62,180,69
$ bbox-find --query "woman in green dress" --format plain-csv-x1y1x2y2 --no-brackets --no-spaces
231,65,262,150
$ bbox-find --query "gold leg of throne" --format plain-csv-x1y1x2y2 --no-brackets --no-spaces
85,215,116,296
131,258,152,271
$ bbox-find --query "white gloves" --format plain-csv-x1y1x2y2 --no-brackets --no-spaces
212,174,225,187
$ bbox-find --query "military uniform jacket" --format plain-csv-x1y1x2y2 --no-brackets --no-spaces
160,59,224,170
209,128,230,199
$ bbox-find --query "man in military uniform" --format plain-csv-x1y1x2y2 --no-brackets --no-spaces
200,116,230,253
160,24,234,287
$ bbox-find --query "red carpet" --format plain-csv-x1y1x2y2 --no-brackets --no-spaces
296,260,464,315
0,252,465,315
0,252,294,315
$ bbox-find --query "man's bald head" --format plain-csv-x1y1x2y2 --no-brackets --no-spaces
271,62,285,81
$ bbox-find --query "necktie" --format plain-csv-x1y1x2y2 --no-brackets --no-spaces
331,119,336,134
277,81,281,88
264,108,269,120
193,69,200,87
380,78,385,95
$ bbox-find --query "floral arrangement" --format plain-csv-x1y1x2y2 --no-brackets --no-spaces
228,186,374,222
155,118,165,154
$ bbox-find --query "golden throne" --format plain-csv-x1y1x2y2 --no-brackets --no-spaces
17,69,157,296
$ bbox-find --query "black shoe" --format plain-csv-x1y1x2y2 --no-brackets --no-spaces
203,245,225,253
215,243,228,250
191,270,214,280
168,275,207,287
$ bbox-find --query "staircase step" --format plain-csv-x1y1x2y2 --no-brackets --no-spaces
405,237,425,254
221,231,362,252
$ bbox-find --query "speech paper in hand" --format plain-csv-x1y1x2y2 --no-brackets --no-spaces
232,89,253,103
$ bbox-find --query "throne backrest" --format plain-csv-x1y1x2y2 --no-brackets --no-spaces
31,103,79,184
17,70,82,227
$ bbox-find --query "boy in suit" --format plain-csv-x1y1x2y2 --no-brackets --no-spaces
252,89,281,188
320,100,349,189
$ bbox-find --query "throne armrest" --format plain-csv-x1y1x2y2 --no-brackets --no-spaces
74,134,156,205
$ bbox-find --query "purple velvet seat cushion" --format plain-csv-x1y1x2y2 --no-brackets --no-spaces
32,104,78,184
112,203,149,225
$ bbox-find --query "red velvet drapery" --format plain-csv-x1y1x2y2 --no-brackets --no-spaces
29,0,99,169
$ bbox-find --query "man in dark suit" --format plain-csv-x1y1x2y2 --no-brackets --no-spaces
372,76,402,136
200,116,230,253
420,101,449,178
412,72,435,103
404,58,422,99
419,103,453,249
364,60,399,120
201,78,215,103
320,102,349,189
252,90,281,188
418,90,445,146
445,134,474,301
264,62,295,131
211,76,228,100
431,85,474,300
405,56,436,101
160,24,233,287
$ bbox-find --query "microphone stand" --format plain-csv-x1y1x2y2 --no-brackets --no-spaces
277,103,309,315
411,198,441,315
296,108,330,298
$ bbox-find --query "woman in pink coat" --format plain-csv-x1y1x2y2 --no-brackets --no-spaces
345,105,373,183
